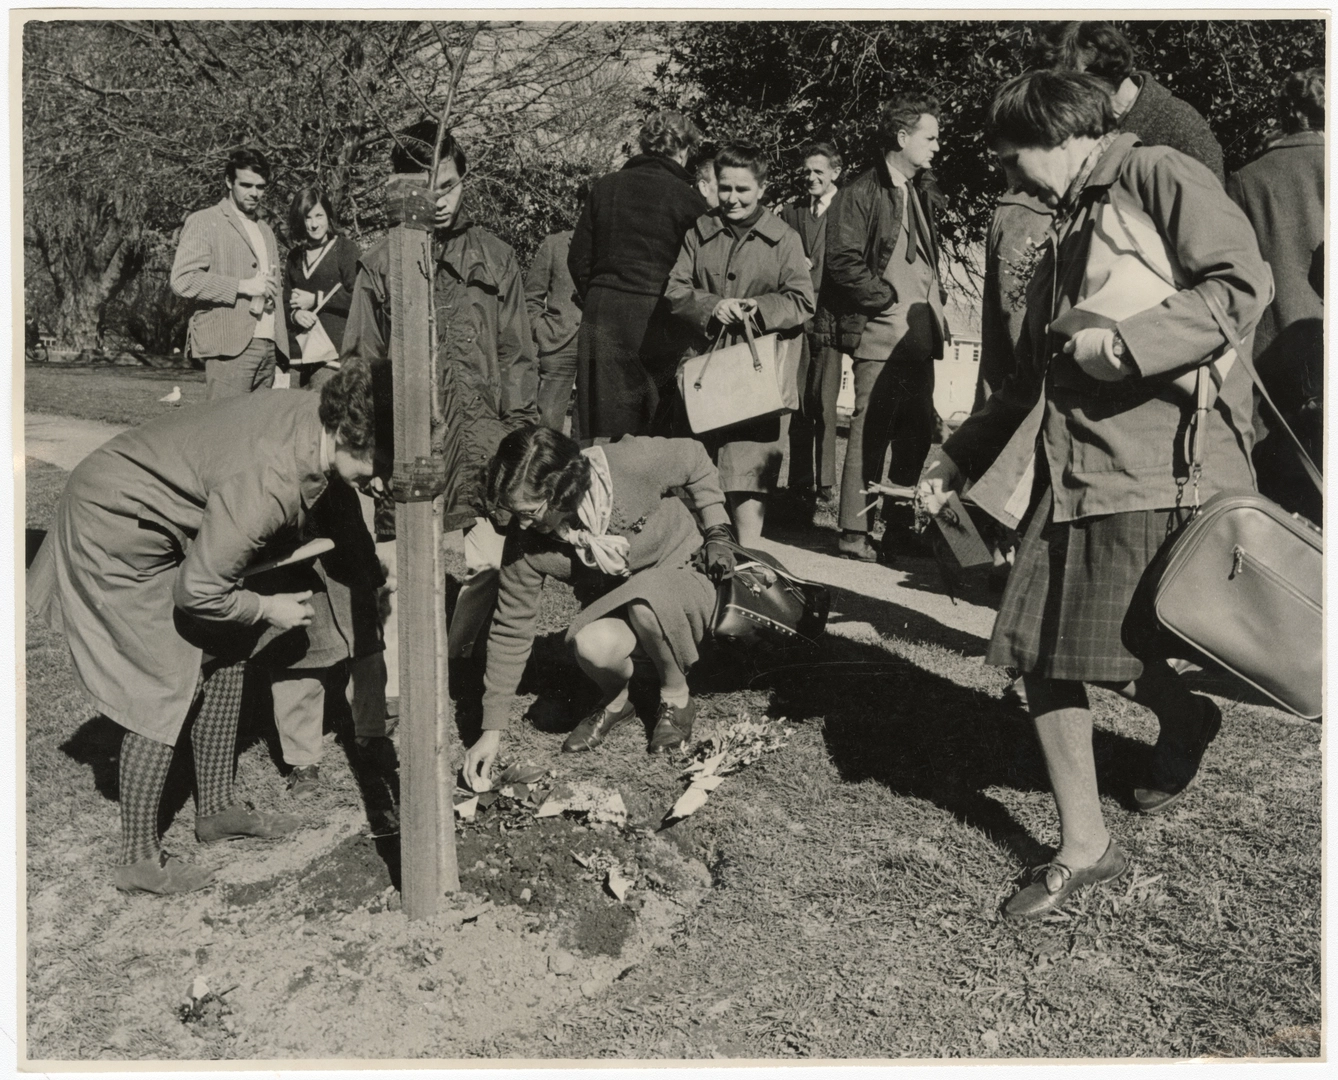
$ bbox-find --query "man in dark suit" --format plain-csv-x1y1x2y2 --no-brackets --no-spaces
171,148,289,399
825,96,948,562
781,142,844,510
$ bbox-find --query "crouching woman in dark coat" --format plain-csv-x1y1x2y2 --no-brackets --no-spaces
918,72,1271,920
27,365,381,894
460,427,736,789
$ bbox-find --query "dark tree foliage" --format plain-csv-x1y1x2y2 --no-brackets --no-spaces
645,20,1326,265
23,19,647,351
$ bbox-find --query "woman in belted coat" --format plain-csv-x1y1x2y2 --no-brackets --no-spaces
460,426,737,790
919,73,1270,920
665,144,815,546
27,365,381,894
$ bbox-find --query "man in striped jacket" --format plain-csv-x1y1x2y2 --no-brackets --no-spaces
171,148,290,399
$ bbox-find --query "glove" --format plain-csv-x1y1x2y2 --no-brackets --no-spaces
701,523,736,583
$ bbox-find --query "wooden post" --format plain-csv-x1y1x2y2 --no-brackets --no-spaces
387,175,460,919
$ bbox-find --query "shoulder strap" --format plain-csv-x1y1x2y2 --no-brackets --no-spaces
1199,288,1321,494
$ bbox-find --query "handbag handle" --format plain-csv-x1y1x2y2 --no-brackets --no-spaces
310,282,342,316
1198,288,1322,495
693,311,762,392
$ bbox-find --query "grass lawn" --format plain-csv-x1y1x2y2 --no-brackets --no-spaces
21,367,1322,1061
24,362,208,426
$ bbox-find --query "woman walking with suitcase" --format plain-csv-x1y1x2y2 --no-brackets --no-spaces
918,72,1271,920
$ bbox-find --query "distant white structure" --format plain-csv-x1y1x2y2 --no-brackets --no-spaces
934,332,983,427
835,331,983,426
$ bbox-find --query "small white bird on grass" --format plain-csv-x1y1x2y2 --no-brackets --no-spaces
159,385,182,405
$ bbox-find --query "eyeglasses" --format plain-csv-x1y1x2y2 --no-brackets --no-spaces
506,500,548,524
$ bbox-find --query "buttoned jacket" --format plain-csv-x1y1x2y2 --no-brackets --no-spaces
664,207,815,354
170,198,290,360
945,136,1271,527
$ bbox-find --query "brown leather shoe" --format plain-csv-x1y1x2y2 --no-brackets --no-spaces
838,532,879,562
1134,698,1223,814
1004,841,1129,920
562,700,637,753
196,802,303,844
114,851,215,895
286,765,320,798
648,698,697,755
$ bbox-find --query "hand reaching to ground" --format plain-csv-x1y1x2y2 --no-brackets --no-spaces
462,730,502,792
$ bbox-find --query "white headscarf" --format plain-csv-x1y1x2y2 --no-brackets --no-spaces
556,445,631,577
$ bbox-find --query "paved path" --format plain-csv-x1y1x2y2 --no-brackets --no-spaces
24,412,127,472
21,409,998,657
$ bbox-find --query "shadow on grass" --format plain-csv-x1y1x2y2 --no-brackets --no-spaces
742,625,1155,867
58,714,123,802
26,528,47,569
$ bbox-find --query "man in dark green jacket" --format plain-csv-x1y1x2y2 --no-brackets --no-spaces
342,122,540,661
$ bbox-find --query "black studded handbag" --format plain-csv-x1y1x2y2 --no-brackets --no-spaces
708,541,830,646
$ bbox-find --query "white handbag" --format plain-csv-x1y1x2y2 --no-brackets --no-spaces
676,316,798,435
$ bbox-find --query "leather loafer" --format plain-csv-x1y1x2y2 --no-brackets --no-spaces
286,764,320,798
1003,840,1129,920
648,698,697,755
196,802,303,844
563,700,637,753
838,533,879,562
1134,698,1223,814
114,851,215,895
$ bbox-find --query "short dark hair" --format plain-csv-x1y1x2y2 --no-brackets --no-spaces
1281,67,1325,133
694,156,716,183
390,119,468,177
714,143,769,184
1032,21,1134,92
318,361,376,456
638,110,702,158
288,186,338,242
225,148,271,183
877,94,941,154
801,141,843,172
987,70,1116,150
484,425,592,520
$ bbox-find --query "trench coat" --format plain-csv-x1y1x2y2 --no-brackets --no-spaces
27,392,344,745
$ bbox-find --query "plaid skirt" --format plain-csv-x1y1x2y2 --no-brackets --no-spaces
985,486,1189,683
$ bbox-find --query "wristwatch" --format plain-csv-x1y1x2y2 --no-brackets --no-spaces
1109,330,1135,374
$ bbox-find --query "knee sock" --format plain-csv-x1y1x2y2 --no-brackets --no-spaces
119,732,175,865
191,660,246,817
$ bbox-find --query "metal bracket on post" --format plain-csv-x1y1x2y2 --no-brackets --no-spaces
389,455,448,504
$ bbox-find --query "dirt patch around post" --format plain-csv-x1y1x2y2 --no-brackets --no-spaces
35,802,711,1063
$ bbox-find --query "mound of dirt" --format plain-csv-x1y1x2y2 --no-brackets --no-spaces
72,797,711,1061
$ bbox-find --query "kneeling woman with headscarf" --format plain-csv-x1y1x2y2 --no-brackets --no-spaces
461,427,736,788
28,364,381,894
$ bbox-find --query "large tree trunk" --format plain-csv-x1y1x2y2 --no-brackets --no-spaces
30,200,144,351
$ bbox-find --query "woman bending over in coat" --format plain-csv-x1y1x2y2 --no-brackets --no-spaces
28,364,381,895
461,426,736,790
918,72,1270,920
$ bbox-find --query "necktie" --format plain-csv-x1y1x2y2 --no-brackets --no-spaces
905,185,931,266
